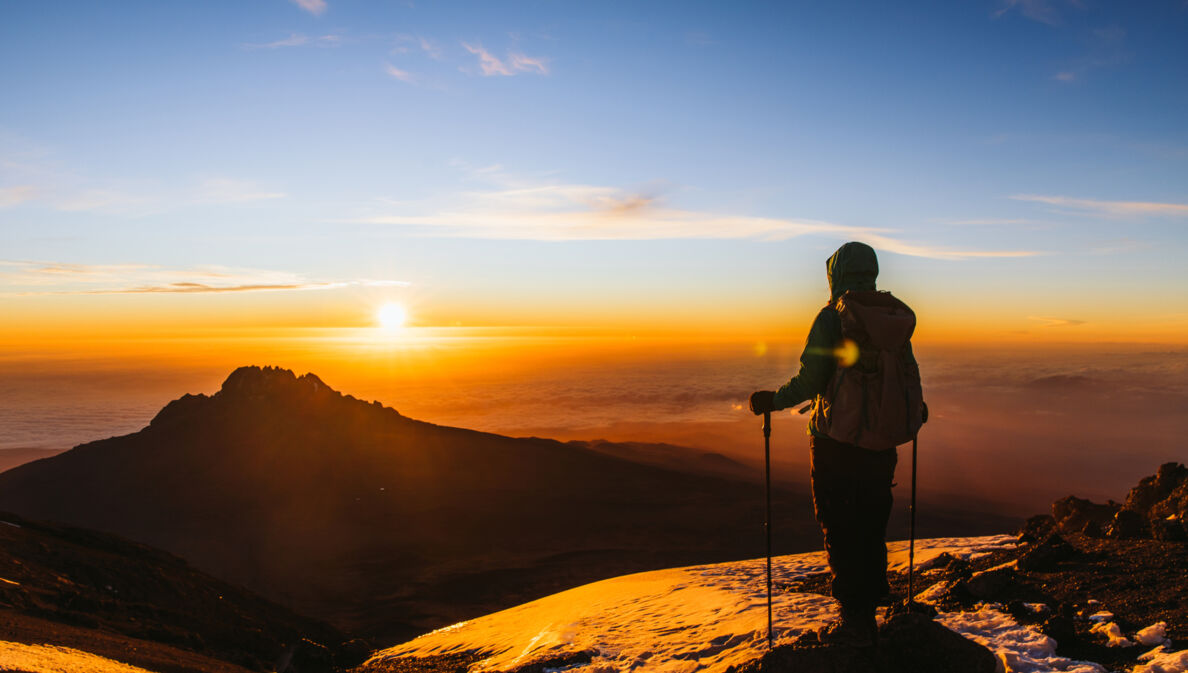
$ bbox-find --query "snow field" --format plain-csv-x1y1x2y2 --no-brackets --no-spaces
370,536,1024,673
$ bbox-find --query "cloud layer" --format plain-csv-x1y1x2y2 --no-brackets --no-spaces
0,261,407,295
1012,194,1188,217
358,178,1038,260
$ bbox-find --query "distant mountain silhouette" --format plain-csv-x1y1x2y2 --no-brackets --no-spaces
0,366,1015,642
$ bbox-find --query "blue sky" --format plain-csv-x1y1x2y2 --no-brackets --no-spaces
2,0,1187,339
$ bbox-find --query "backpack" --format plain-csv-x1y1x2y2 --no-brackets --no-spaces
810,290,923,449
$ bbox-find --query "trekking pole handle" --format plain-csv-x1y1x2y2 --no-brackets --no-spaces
762,411,771,437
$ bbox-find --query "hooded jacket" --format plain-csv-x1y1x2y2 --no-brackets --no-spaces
771,242,917,436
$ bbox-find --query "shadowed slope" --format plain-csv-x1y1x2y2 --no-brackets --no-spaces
0,510,363,673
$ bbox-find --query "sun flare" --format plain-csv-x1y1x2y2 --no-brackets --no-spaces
376,303,408,329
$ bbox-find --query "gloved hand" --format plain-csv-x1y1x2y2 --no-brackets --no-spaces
921,401,929,424
749,390,775,415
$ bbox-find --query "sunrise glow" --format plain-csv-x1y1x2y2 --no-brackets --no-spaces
377,303,408,330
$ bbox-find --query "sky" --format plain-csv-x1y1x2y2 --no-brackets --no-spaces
2,0,1187,345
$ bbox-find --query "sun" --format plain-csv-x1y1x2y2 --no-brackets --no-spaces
376,303,408,329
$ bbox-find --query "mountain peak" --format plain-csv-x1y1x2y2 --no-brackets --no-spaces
217,365,331,398
149,366,344,428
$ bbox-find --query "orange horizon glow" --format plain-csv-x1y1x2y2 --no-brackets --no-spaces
3,303,1185,347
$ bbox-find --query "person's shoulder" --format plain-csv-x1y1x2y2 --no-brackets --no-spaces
810,302,842,333
814,301,840,319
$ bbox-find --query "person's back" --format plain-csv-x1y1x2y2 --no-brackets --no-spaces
749,241,925,647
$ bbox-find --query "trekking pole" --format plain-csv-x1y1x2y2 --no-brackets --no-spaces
907,434,918,604
763,410,773,649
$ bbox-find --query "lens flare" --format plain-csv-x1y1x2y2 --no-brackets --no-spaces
834,339,860,368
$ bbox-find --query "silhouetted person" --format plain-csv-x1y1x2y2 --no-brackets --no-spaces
750,241,925,647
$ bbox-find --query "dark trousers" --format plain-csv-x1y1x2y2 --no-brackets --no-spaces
810,434,897,615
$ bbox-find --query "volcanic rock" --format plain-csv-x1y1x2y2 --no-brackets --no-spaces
964,567,1018,600
1052,496,1120,534
1106,509,1148,539
1017,533,1077,572
1125,463,1188,514
732,613,996,673
1018,515,1056,544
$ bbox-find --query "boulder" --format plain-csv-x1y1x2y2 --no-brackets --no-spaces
730,613,997,673
1149,480,1188,540
1125,463,1188,515
1052,496,1120,534
1041,614,1077,646
878,613,999,673
963,567,1017,600
1106,509,1149,539
1018,515,1056,544
1017,533,1078,572
1150,516,1188,542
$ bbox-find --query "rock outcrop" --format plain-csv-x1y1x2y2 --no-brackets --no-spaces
1048,462,1188,541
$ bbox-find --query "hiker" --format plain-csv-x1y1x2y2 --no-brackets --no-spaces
749,241,926,646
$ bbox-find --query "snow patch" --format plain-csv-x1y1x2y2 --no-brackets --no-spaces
1137,622,1171,647
1141,645,1173,662
0,641,157,673
367,536,1060,673
937,604,1107,673
914,579,955,605
1134,649,1188,673
1087,620,1134,648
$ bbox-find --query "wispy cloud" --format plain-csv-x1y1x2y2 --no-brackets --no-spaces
384,63,417,84
462,43,512,76
355,175,1039,260
508,53,549,75
1029,316,1086,327
993,0,1081,26
462,43,549,76
1053,71,1077,82
0,185,36,208
393,35,442,60
290,0,327,16
1012,194,1188,217
0,261,408,295
242,33,342,50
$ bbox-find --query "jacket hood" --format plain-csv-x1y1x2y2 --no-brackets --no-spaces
827,242,879,300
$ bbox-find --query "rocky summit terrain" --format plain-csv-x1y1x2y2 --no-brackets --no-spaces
777,462,1188,673
358,464,1188,673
